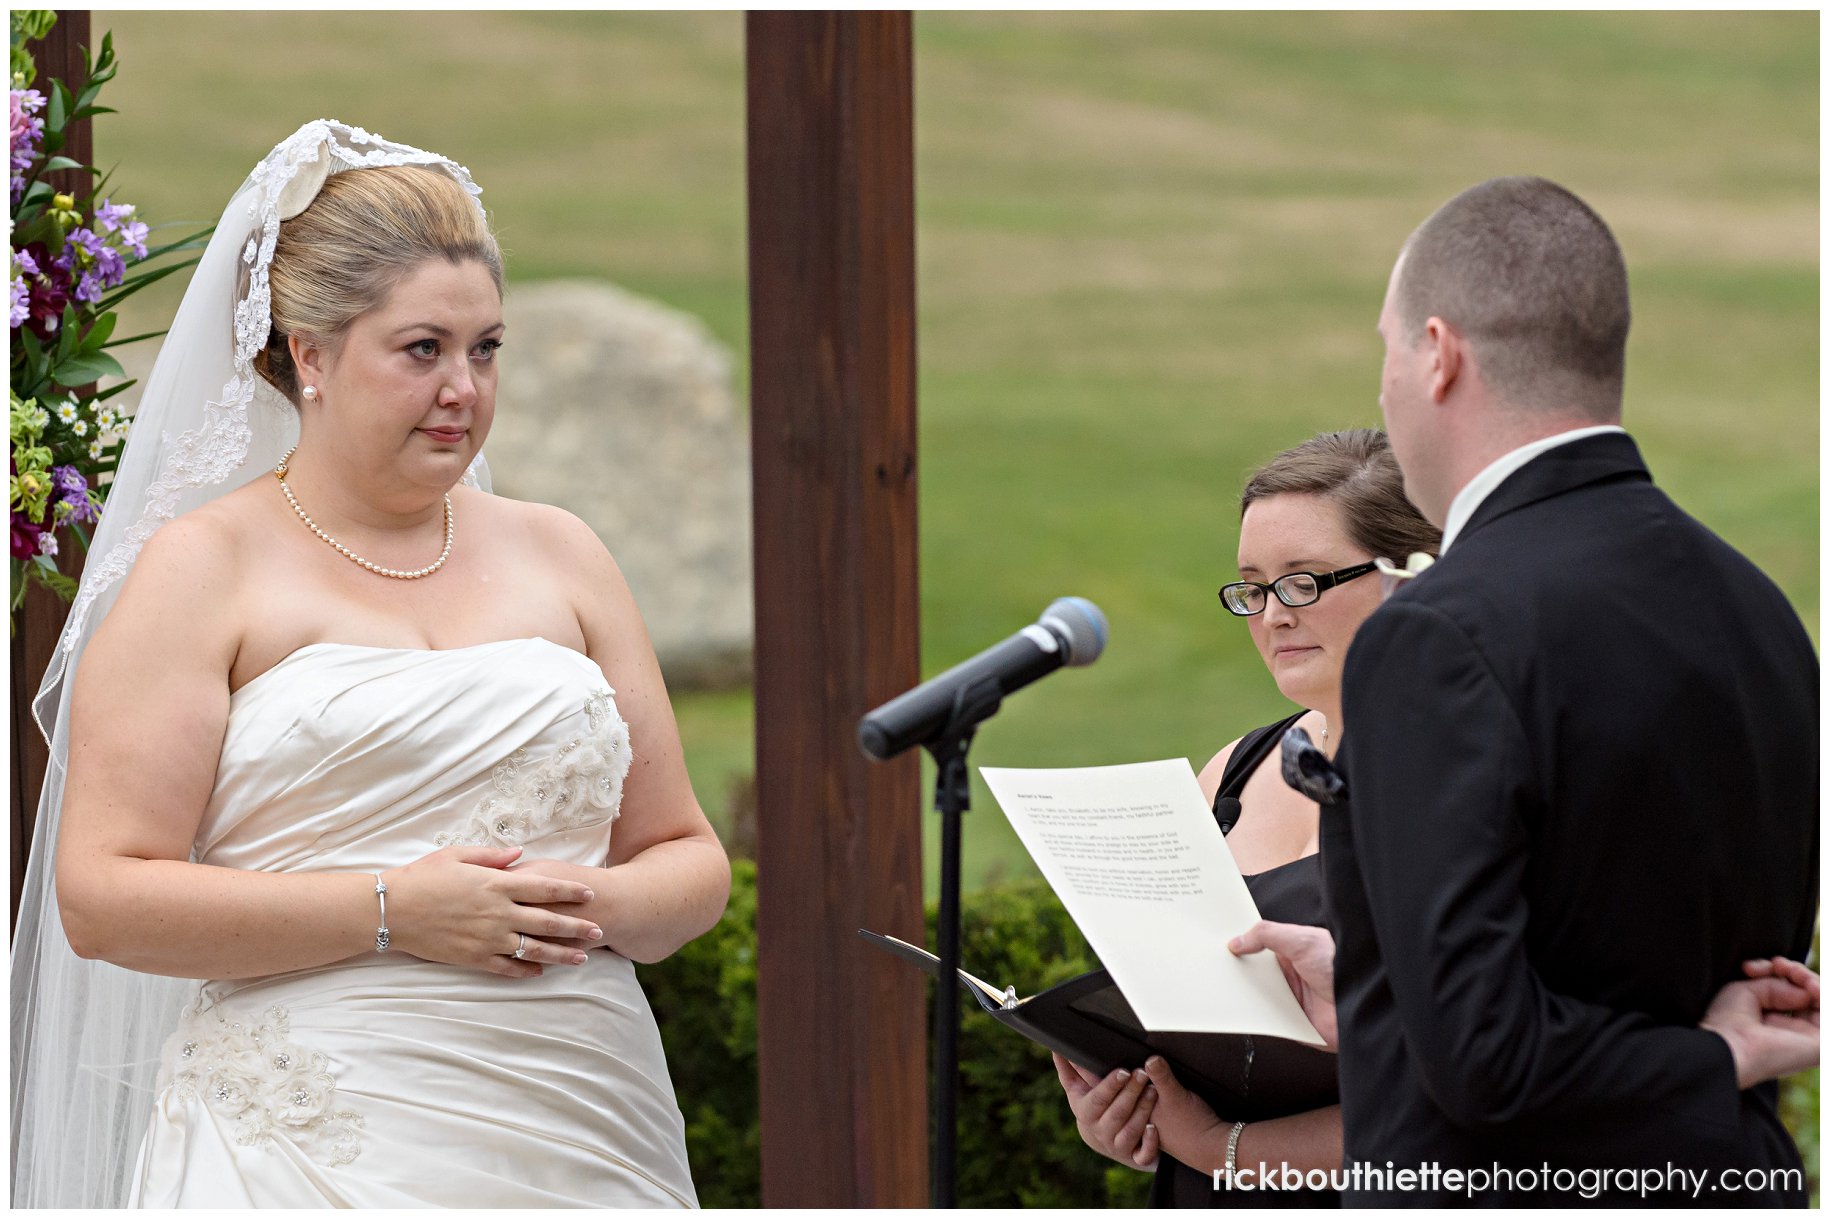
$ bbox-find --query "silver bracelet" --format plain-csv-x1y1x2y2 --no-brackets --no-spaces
372,874,390,953
1223,1119,1246,1183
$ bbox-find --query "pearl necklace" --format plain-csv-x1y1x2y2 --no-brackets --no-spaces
274,446,454,580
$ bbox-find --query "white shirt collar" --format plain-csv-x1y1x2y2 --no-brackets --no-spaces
1437,424,1627,554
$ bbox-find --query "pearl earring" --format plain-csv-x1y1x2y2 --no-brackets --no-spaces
302,385,318,400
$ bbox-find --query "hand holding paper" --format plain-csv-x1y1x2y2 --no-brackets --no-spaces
1230,920,1338,1050
980,759,1327,1047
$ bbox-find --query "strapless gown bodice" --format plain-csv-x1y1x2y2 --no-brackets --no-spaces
129,638,699,1208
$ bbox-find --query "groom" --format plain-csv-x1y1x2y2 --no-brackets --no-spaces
1311,178,1817,1205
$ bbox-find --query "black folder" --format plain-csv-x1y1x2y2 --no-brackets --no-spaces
859,927,1334,1114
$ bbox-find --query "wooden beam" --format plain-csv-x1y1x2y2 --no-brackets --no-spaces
12,9,93,936
746,11,926,1207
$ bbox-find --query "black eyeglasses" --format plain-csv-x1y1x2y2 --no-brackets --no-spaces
1218,561,1379,617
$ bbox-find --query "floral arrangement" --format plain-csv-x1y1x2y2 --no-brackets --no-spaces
8,11,208,624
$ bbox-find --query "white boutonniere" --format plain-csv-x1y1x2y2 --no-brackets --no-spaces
1374,551,1436,601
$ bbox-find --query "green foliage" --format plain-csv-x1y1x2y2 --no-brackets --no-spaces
946,876,1153,1207
1785,925,1820,1204
9,10,55,86
1781,1068,1818,1206
644,857,759,1208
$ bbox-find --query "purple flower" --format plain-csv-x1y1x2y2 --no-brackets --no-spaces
50,464,97,523
9,89,46,199
10,89,46,141
96,199,149,259
117,218,148,259
9,249,37,327
36,529,58,558
57,227,126,304
9,270,28,330
95,199,132,231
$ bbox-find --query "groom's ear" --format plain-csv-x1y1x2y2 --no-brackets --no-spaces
1422,315,1465,405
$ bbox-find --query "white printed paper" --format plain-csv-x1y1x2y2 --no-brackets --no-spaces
980,758,1326,1046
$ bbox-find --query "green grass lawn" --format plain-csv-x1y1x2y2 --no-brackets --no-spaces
93,10,1816,894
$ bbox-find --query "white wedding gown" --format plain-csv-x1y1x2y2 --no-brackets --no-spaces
127,637,699,1207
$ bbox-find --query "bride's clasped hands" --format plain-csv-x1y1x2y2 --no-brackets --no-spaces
376,844,603,977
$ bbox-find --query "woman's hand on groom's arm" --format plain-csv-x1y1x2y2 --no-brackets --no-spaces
1699,956,1819,1088
1229,921,1338,1050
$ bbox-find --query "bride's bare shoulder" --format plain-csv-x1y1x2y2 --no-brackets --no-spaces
141,482,268,563
108,483,268,625
73,497,257,689
467,489,619,573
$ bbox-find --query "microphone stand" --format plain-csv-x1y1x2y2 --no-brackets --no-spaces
923,677,1001,1209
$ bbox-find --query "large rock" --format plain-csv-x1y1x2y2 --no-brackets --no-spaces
109,280,755,690
489,280,752,690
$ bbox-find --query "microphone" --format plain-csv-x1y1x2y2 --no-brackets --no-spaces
858,597,1108,761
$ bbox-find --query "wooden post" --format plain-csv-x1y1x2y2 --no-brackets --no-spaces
12,9,93,934
746,11,926,1207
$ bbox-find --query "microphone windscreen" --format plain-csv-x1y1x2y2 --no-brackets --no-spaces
1214,796,1243,835
1041,596,1108,666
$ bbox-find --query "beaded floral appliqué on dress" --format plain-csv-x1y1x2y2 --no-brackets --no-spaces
437,691,631,848
164,996,365,1167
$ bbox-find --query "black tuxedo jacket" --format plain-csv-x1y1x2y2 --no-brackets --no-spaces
1325,432,1817,1207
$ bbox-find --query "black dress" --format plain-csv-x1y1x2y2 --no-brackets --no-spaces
1147,713,1340,1208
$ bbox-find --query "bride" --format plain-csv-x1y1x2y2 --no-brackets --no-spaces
11,120,728,1207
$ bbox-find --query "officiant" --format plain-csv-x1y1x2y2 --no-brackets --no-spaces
1053,429,1438,1208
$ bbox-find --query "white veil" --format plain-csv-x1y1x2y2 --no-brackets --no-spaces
10,119,493,1208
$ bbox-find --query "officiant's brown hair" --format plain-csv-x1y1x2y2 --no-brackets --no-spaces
1240,429,1440,564
253,165,502,405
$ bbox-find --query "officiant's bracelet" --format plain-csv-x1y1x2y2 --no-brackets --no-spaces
372,874,391,953
1224,1120,1246,1182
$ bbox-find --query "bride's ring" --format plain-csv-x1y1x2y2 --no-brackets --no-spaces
513,934,527,960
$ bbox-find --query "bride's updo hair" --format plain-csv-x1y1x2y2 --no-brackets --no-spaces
1240,428,1441,564
253,165,502,404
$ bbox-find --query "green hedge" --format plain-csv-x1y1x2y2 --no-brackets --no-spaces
644,860,1818,1207
645,857,761,1208
945,873,1154,1207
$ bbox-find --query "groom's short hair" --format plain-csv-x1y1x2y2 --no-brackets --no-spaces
1395,176,1630,422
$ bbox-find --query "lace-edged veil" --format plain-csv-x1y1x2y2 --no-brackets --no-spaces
10,119,492,1207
